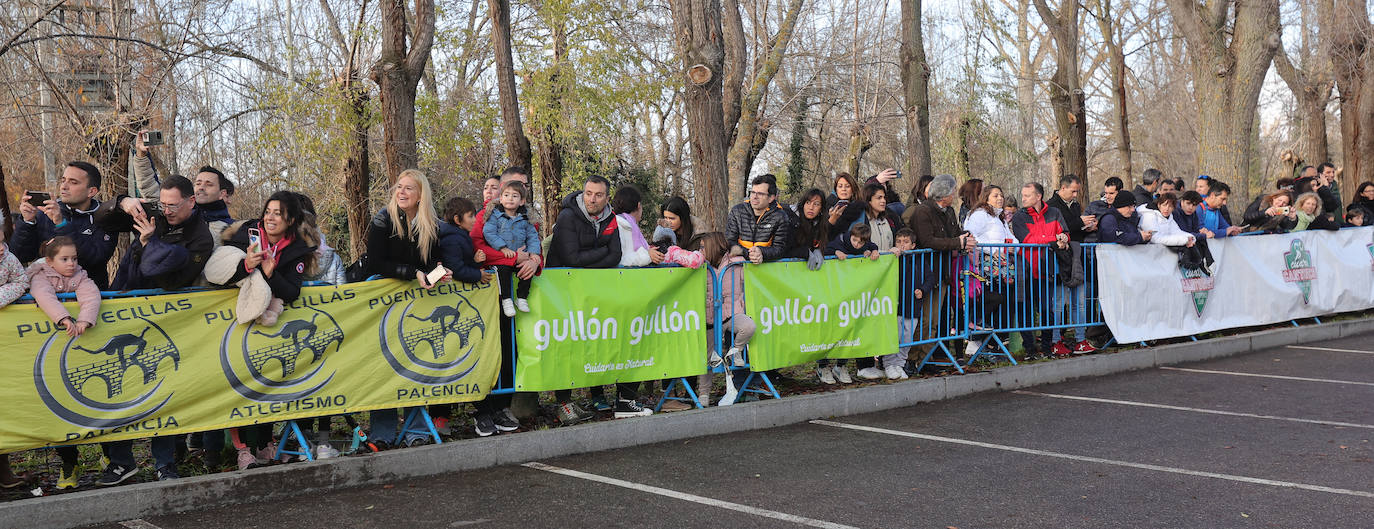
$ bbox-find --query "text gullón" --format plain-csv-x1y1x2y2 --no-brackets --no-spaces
759,292,894,334
531,303,701,351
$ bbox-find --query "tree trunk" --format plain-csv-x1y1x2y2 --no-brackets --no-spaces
845,123,871,179
725,0,805,199
1332,0,1374,196
955,116,971,181
785,95,808,196
490,0,532,170
344,85,372,259
533,17,568,235
375,0,436,183
1091,0,1132,186
1273,0,1333,173
1033,0,1087,182
900,0,932,179
1165,0,1280,186
671,0,731,232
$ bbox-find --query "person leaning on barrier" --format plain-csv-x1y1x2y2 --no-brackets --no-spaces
1352,181,1374,215
1045,174,1096,355
725,175,792,265
1242,178,1296,229
295,193,346,285
1194,175,1234,227
1098,191,1148,245
91,174,214,485
1197,180,1243,238
1345,204,1371,227
1292,192,1341,232
825,172,862,227
905,174,976,366
1010,182,1068,359
365,169,451,450
1084,177,1123,221
963,185,1018,359
1140,193,1215,275
1244,190,1297,234
14,161,117,289
786,189,831,271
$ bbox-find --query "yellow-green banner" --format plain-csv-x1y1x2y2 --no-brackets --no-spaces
0,279,501,454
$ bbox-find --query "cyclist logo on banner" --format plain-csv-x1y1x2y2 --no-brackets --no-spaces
1282,238,1317,305
378,291,486,385
219,307,343,402
34,318,181,429
1179,268,1214,317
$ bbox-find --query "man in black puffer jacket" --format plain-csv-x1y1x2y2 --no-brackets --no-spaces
725,175,792,264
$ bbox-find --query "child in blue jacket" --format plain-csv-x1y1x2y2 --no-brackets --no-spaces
483,181,541,316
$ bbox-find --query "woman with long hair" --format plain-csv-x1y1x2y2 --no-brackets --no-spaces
365,169,449,449
826,172,862,227
957,179,984,223
785,189,830,262
962,185,1017,359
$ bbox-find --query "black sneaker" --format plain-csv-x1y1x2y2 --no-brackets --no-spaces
613,399,653,418
96,464,138,486
492,413,520,432
474,414,496,437
155,466,180,481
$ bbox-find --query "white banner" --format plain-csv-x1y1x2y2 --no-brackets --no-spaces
1096,227,1374,343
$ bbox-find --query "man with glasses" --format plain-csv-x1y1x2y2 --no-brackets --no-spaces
134,131,235,245
90,175,213,485
726,175,792,264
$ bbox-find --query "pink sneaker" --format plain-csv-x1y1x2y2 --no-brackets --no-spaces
666,246,704,268
236,448,260,471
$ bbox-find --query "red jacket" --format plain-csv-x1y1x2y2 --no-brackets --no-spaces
1010,202,1066,278
471,199,544,274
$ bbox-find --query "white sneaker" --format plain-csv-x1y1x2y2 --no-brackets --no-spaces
856,367,884,380
515,298,531,312
315,444,340,459
817,367,837,384
501,298,516,317
832,365,853,384
725,346,746,367
884,365,906,380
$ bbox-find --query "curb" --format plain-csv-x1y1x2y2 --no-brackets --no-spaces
22,316,1374,529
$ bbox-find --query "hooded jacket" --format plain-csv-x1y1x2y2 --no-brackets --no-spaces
724,201,792,262
94,196,215,291
1098,210,1144,246
483,208,541,255
1010,201,1066,279
26,259,101,326
10,198,116,289
222,220,318,303
547,191,622,268
439,221,485,284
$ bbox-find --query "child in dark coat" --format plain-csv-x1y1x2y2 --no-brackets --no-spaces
825,224,880,261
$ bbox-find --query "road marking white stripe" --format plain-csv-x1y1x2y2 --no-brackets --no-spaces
1286,345,1374,355
810,420,1374,499
1013,390,1374,430
522,462,859,529
119,520,163,529
1159,366,1374,387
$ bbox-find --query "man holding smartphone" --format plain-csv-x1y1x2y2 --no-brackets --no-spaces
133,130,236,245
12,161,117,289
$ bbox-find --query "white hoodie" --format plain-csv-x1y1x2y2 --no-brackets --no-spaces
1136,206,1194,247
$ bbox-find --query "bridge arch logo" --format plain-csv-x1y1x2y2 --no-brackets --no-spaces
378,291,485,385
33,317,181,429
219,306,343,402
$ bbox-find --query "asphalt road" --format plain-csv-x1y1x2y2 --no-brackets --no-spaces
91,334,1374,528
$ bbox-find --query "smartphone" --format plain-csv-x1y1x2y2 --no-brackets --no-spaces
25,191,50,208
141,201,163,217
247,228,262,249
141,130,164,146
425,264,447,286
836,199,850,209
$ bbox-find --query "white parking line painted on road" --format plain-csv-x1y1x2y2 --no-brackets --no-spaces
810,419,1374,499
119,520,163,529
1286,345,1374,355
522,462,860,529
1159,366,1374,387
1013,390,1374,430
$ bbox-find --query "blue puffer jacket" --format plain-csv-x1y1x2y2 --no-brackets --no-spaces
10,199,117,289
482,209,541,255
439,222,485,284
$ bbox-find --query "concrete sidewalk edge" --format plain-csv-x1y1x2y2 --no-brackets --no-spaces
22,316,1374,529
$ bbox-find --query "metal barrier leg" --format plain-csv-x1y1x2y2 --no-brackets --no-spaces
274,420,315,462
965,333,1016,367
655,378,704,410
736,371,781,400
397,407,443,446
917,342,965,374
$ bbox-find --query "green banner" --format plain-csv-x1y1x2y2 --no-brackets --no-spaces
743,255,898,371
514,267,707,390
0,279,500,454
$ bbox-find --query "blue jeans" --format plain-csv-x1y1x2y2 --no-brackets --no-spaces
1053,284,1087,343
370,408,401,444
103,436,176,471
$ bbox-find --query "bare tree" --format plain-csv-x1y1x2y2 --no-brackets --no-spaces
1032,0,1087,182
1088,0,1132,186
901,0,932,179
1273,0,1333,171
1331,0,1374,194
670,0,731,231
490,0,532,170
724,0,805,198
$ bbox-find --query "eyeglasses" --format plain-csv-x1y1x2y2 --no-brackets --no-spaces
749,191,772,198
160,200,185,213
